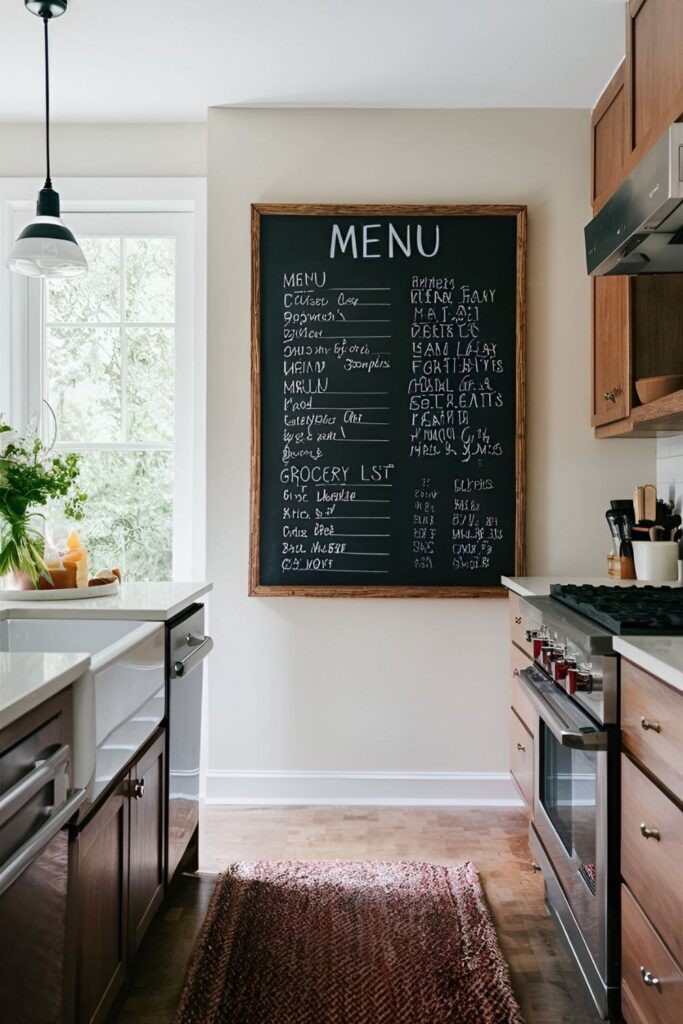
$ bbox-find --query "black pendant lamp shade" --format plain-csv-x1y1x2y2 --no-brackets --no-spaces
7,0,87,278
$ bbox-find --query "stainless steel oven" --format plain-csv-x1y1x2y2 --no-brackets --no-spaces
518,596,620,1021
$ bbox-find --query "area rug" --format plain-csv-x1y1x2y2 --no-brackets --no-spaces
175,860,524,1024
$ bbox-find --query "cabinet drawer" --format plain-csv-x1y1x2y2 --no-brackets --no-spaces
509,592,533,658
622,659,683,801
510,710,533,811
510,644,534,735
622,755,683,966
622,884,683,1024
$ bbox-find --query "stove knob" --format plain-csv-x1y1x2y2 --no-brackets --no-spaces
576,663,594,693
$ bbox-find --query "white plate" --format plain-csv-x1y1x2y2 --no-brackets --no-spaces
0,580,120,601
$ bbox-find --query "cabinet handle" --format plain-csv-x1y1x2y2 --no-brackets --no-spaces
531,862,541,873
639,822,661,841
640,966,660,988
640,717,661,733
514,616,522,625
602,388,621,403
516,741,526,752
131,778,145,800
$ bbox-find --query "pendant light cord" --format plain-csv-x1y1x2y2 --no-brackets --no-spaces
43,15,52,189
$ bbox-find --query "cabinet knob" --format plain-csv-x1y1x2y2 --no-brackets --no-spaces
131,778,145,800
531,862,541,873
514,616,522,625
640,966,660,988
639,822,661,841
602,388,622,403
516,741,526,752
640,717,661,733
512,667,520,677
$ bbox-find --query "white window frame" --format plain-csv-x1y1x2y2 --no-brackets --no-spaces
0,178,207,581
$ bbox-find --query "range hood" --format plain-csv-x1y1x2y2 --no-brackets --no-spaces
585,122,683,275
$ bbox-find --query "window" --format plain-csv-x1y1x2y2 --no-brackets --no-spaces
2,193,205,582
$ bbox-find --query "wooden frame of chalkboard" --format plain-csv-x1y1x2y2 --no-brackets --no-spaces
250,203,526,598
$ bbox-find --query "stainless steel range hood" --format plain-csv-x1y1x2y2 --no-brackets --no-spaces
585,122,683,275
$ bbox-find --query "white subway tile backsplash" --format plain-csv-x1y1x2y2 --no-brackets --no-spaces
657,435,683,514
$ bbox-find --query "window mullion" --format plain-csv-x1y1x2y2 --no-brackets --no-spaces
120,237,128,443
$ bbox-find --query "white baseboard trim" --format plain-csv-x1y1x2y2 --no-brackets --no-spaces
204,769,522,807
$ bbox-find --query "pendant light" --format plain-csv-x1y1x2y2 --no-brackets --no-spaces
7,1,87,279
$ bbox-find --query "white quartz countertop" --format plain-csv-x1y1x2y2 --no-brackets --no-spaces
501,576,682,598
0,651,90,729
0,581,211,621
613,636,683,694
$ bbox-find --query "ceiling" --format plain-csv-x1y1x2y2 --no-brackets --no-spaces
0,0,627,122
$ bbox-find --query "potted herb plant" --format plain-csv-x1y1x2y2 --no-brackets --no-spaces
0,411,86,589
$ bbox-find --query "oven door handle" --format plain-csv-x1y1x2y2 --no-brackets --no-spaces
518,668,608,750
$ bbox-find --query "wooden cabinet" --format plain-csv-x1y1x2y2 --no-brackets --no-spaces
592,277,631,426
592,62,628,205
73,778,129,1024
508,594,535,816
72,728,166,1024
621,884,683,1024
128,730,165,956
628,0,683,152
620,662,683,1024
590,1,683,436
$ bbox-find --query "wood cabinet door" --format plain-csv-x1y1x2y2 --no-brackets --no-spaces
628,0,683,152
592,62,628,204
593,276,631,426
128,729,166,956
74,781,129,1024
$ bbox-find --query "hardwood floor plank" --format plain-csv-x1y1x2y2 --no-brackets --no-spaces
112,806,599,1024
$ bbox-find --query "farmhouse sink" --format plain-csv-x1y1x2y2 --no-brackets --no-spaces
0,618,165,799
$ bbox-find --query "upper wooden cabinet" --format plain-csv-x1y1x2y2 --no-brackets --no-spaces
628,0,683,152
590,0,683,436
592,62,628,204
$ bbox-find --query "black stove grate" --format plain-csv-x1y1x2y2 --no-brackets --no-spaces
549,583,683,635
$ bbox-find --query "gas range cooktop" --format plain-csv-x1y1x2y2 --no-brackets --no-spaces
550,583,683,636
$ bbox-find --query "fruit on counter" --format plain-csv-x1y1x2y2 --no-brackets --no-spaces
63,529,88,588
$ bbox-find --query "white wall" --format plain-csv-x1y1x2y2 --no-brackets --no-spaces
205,108,654,804
0,122,206,177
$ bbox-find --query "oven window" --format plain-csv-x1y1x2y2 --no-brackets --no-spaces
540,723,597,894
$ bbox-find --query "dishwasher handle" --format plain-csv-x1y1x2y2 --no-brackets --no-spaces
0,788,86,897
0,744,70,829
173,634,213,678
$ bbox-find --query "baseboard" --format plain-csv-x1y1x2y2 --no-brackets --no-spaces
204,769,522,807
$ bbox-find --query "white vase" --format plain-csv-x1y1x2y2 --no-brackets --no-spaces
0,568,35,591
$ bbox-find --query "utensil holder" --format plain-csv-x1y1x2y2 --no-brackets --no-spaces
632,541,679,581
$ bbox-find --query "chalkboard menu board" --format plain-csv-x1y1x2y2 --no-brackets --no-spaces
250,204,526,597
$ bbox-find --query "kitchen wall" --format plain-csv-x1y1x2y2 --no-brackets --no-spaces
0,122,207,177
205,108,654,804
656,436,683,510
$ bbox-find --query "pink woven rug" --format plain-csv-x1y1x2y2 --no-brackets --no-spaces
175,860,525,1024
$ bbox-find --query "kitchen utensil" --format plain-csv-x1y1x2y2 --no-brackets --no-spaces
619,513,634,561
649,525,666,541
643,484,657,523
605,509,623,552
633,541,679,581
633,486,645,524
635,374,683,405
609,499,635,522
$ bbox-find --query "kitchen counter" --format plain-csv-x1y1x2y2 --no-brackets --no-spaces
0,651,90,729
0,581,211,621
501,576,683,598
613,636,683,694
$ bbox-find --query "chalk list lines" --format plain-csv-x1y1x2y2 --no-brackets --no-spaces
279,269,395,577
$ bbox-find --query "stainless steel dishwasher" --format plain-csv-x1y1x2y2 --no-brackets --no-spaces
166,603,213,882
0,740,86,1023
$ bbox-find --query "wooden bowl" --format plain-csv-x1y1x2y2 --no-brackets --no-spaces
635,374,683,405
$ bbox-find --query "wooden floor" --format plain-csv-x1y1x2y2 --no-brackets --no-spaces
114,805,599,1023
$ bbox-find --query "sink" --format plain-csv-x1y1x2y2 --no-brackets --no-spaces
0,618,165,798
